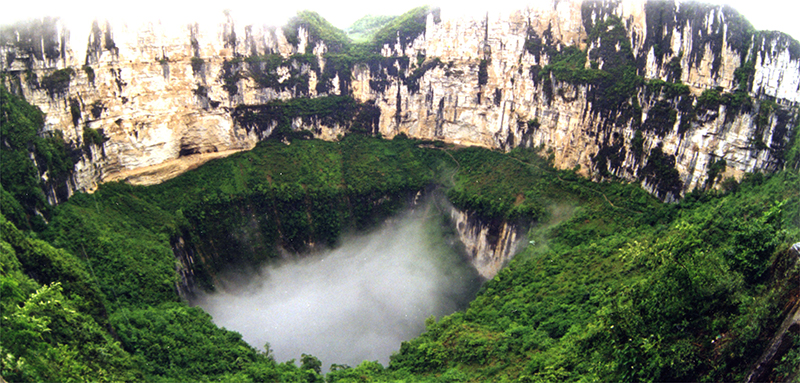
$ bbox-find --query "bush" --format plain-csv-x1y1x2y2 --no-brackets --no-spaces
82,65,95,84
69,98,81,126
40,67,74,97
478,59,489,86
83,126,108,147
190,57,204,75
697,88,723,111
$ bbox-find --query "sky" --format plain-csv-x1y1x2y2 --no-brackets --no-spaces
2,0,800,41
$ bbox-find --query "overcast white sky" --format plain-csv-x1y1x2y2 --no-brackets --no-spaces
3,0,799,41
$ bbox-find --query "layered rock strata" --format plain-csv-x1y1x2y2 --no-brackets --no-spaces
1,0,798,202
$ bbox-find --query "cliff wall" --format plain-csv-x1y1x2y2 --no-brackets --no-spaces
2,0,798,202
448,206,526,279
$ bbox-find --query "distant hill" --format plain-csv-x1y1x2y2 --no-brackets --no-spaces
345,14,397,42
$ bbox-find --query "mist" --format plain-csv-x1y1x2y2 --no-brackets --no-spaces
193,202,482,369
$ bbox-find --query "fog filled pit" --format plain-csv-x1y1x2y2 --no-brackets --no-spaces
193,202,483,369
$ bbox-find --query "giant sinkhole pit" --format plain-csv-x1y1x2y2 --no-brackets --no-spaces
193,200,484,369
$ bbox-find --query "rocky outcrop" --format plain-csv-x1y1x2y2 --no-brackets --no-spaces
171,236,198,299
743,243,800,383
1,0,798,201
448,207,526,279
361,1,799,200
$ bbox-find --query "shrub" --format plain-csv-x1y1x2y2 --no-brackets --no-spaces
478,59,489,86
83,126,108,147
82,65,95,84
40,67,74,97
190,57,204,75
68,98,81,126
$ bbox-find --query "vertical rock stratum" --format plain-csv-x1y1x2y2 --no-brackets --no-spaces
1,0,798,203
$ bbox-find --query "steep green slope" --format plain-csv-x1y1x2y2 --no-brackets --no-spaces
1,81,798,382
134,134,447,285
388,170,799,382
0,81,75,230
0,216,142,381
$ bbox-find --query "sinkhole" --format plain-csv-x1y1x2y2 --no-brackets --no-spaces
192,200,486,369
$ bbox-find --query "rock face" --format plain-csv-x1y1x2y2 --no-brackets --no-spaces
1,0,799,202
448,206,526,279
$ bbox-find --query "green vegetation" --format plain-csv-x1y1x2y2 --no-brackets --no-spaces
3,75,799,382
706,157,727,189
733,60,756,94
40,67,74,97
371,6,439,50
726,98,779,151
0,83,75,230
232,95,380,138
645,78,690,99
406,58,442,93
1,219,141,381
539,46,603,86
283,10,352,53
345,14,397,42
478,59,489,86
536,16,641,111
697,87,724,111
190,56,204,76
0,109,456,380
389,167,798,382
83,126,108,147
642,100,678,135
784,122,800,170
0,212,319,382
220,58,243,96
69,97,81,126
756,100,778,131
3,6,799,382
24,68,39,88
664,55,682,81
639,143,683,199
110,303,296,381
630,129,645,159
41,183,183,311
447,147,552,221
220,6,439,98
82,64,95,84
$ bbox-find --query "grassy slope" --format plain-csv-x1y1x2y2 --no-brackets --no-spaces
4,107,798,380
2,5,799,376
12,134,450,381
383,165,799,382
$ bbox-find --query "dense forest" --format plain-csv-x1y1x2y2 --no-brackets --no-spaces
2,75,799,381
2,4,800,382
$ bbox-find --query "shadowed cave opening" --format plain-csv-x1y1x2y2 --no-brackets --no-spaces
192,198,486,370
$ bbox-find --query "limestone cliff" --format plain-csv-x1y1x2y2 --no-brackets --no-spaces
448,206,526,279
1,0,798,203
